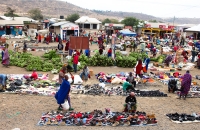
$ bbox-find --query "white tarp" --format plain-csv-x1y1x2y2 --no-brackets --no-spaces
185,24,200,32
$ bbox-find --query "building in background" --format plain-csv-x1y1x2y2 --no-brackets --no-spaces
75,16,102,30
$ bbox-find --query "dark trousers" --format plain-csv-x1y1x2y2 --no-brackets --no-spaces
131,81,136,87
73,64,77,73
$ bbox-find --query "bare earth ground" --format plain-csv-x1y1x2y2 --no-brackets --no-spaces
0,39,200,130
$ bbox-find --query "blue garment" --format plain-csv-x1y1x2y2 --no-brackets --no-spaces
73,64,77,73
145,58,150,71
55,79,70,104
0,74,7,86
85,49,90,57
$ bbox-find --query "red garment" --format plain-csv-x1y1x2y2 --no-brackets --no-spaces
174,46,178,51
39,35,41,41
31,71,38,80
73,55,79,64
56,36,59,42
65,42,69,51
147,44,151,48
173,72,180,78
136,60,143,75
108,49,112,54
76,51,80,56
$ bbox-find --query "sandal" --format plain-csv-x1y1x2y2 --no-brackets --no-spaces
58,106,63,111
69,108,74,111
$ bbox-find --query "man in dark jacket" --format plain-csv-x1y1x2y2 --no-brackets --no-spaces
58,41,63,51
124,92,137,112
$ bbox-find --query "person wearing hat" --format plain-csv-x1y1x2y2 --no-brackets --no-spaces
124,92,137,112
73,52,79,73
0,74,8,92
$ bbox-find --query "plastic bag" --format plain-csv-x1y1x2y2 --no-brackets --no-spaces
73,75,83,84
61,100,69,110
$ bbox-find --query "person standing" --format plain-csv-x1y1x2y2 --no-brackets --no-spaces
2,48,10,67
58,66,67,85
65,40,69,52
191,47,196,62
23,42,27,53
55,75,74,111
178,70,192,100
57,41,63,51
135,59,143,77
73,52,79,73
107,48,112,57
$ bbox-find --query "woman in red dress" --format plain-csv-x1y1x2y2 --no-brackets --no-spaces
135,59,143,77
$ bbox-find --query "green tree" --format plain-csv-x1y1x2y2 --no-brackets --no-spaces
102,18,111,25
4,7,19,18
66,13,80,23
121,17,139,27
102,18,119,25
149,20,158,23
28,8,43,20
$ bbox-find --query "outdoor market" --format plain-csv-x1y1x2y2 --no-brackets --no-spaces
0,9,200,130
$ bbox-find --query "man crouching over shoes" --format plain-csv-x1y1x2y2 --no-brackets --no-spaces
124,92,137,113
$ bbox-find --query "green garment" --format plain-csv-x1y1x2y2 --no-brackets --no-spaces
141,42,146,51
123,81,132,91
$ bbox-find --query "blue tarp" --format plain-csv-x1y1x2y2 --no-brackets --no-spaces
120,30,137,37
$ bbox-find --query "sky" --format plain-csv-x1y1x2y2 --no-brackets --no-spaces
59,0,200,18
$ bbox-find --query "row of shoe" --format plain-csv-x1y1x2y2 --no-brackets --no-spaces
83,84,167,97
166,113,200,122
38,109,157,126
124,90,168,97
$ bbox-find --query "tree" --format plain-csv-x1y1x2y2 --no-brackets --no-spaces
66,13,80,23
121,17,139,27
4,7,19,18
102,18,119,25
102,18,111,25
149,20,158,23
28,8,43,20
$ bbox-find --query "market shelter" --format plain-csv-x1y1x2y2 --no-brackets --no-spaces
0,19,24,36
50,21,79,40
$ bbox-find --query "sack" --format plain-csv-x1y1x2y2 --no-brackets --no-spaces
14,79,22,86
61,100,69,110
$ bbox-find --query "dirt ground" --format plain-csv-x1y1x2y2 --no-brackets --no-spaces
0,39,200,130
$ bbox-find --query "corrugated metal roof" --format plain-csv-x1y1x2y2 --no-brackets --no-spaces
0,20,24,25
51,21,70,26
75,16,101,24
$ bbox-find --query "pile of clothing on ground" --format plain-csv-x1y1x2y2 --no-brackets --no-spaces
38,109,157,126
3,74,58,96
95,72,155,85
151,72,200,98
166,112,200,123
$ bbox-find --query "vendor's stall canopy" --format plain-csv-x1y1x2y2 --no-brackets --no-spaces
120,29,137,37
185,24,200,32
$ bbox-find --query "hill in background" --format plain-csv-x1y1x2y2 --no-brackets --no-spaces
0,0,199,24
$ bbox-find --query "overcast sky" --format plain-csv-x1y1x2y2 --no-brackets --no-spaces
59,0,200,18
